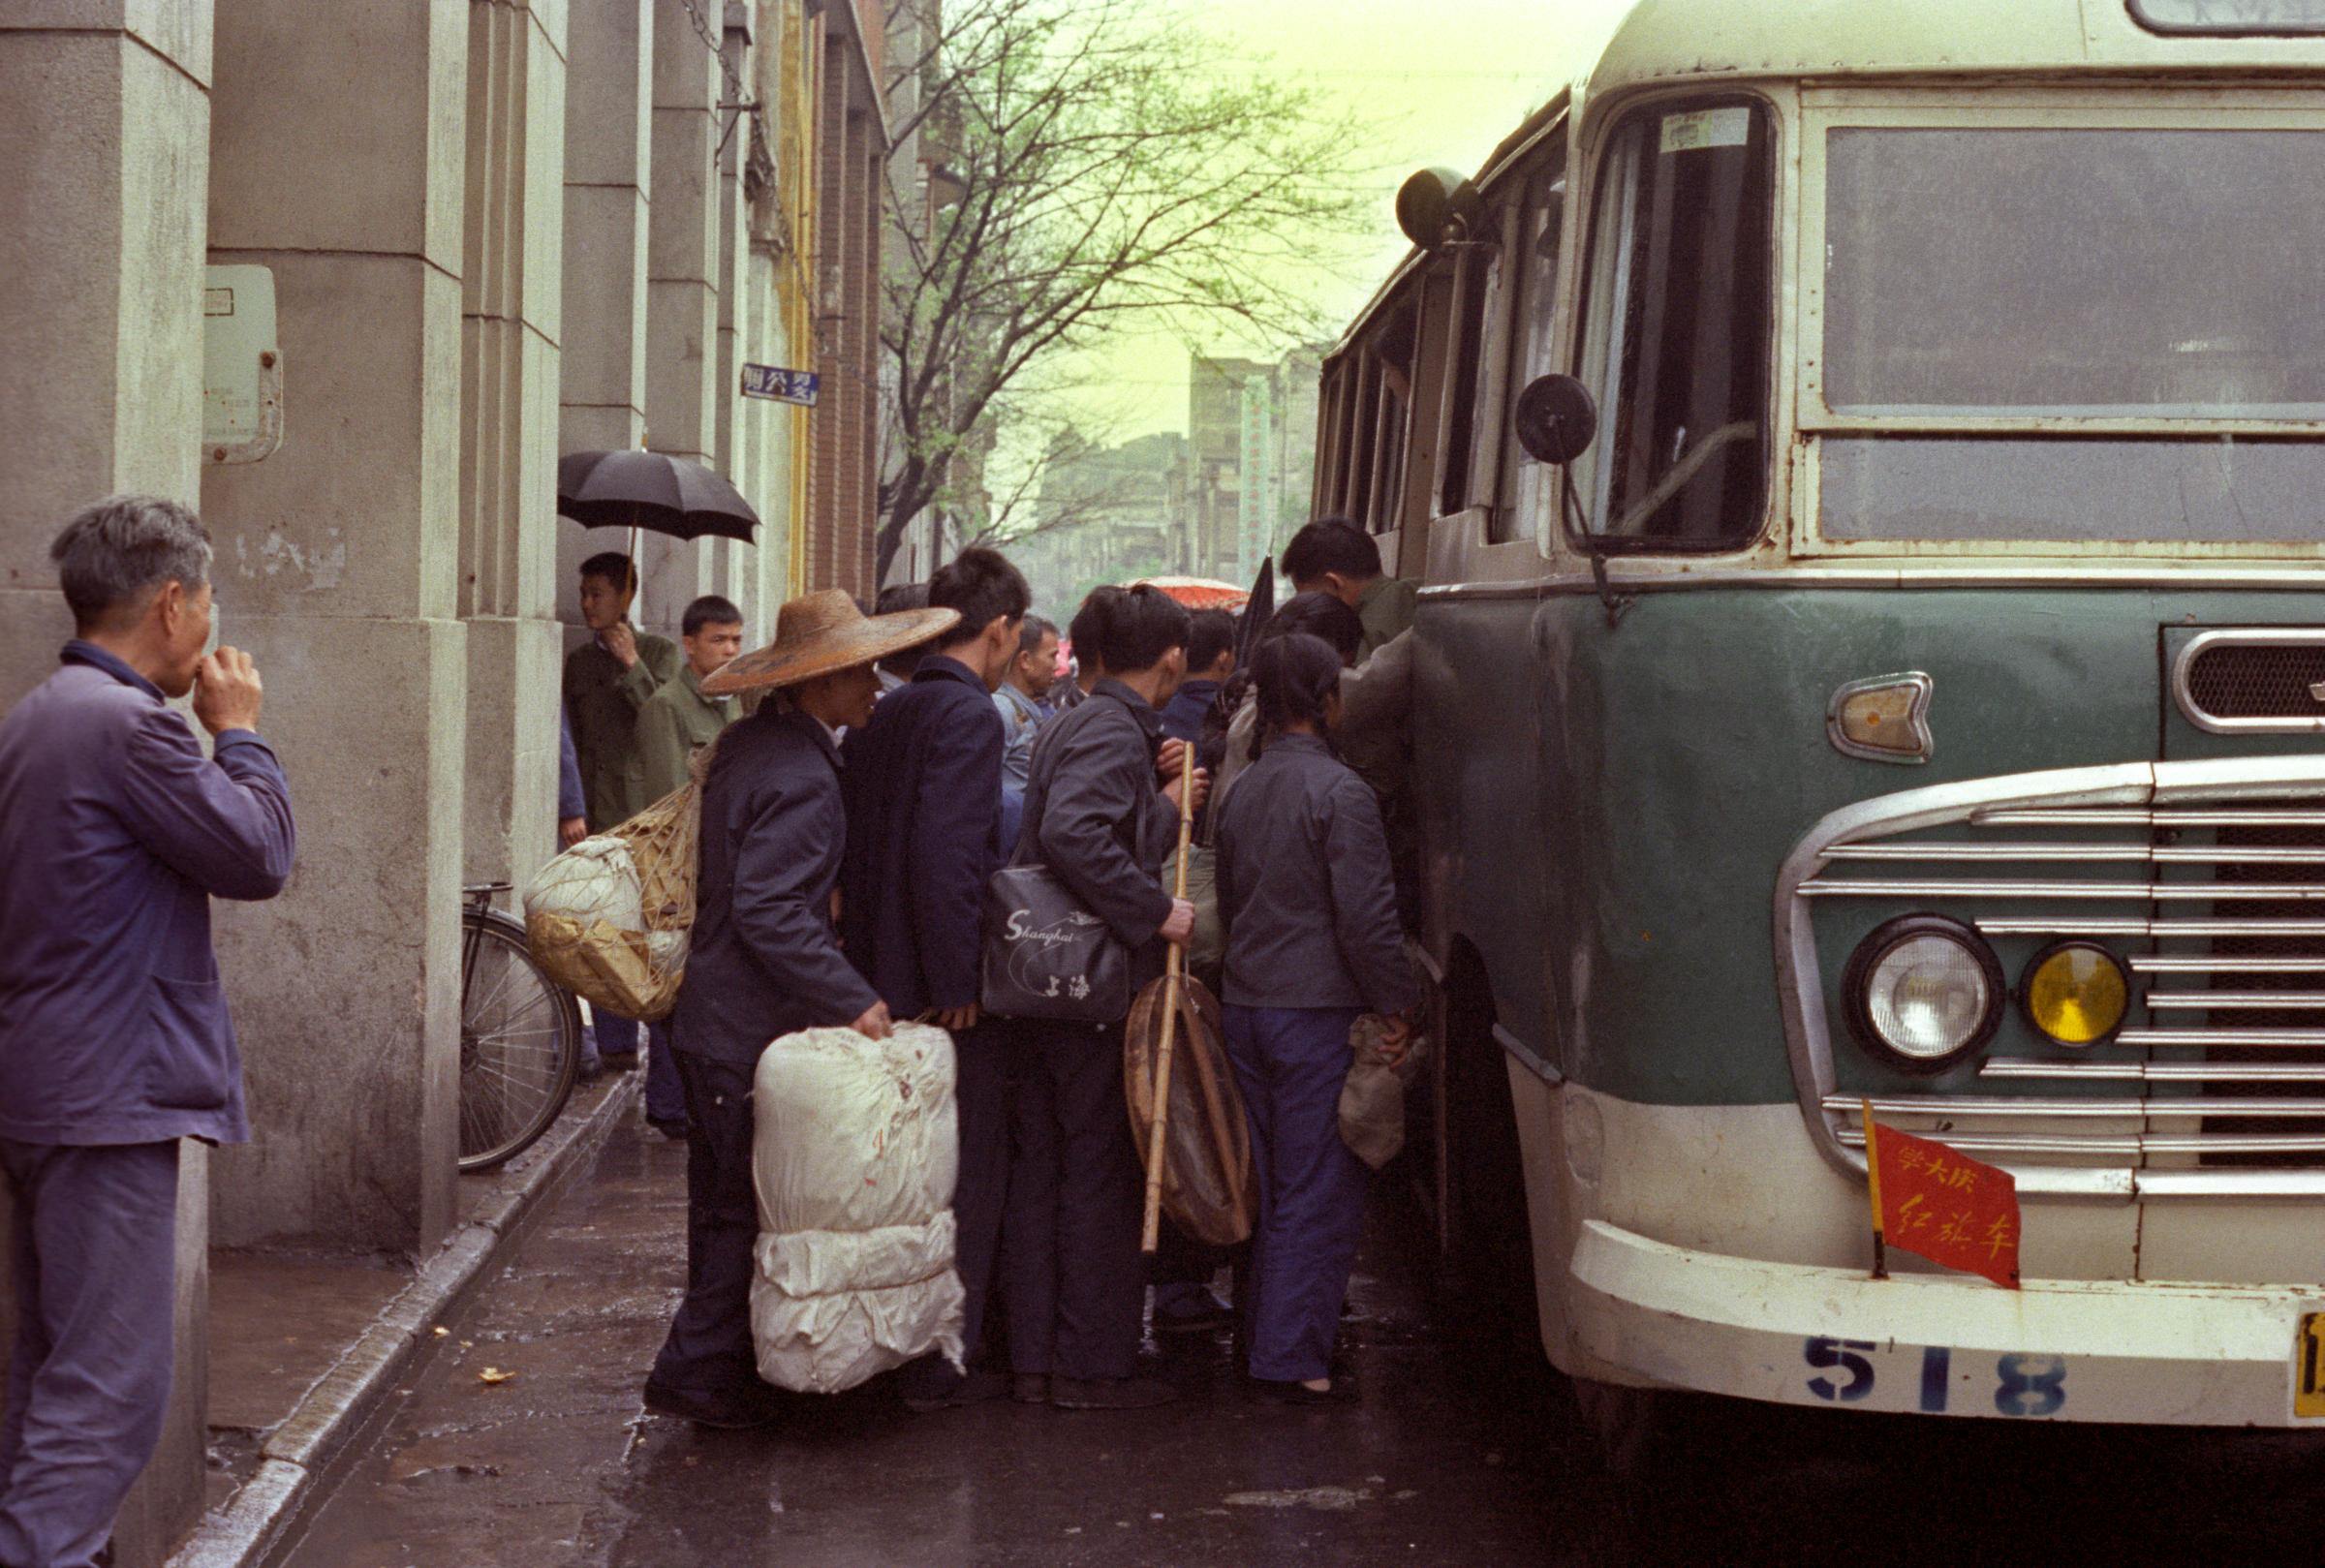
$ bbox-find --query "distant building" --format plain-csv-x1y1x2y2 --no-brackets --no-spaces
1007,430,1190,616
1188,346,1327,586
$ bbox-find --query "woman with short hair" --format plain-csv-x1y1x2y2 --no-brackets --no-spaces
1211,632,1417,1404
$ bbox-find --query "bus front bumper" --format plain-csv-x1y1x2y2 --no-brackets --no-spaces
1569,1218,2325,1426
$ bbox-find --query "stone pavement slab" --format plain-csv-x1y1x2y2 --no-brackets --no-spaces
170,1071,641,1568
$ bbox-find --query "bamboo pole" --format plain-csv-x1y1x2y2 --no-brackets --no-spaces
1140,740,1197,1254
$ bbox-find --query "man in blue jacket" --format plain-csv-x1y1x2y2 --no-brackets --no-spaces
0,495,296,1568
840,547,1030,1409
1003,585,1202,1410
645,589,956,1430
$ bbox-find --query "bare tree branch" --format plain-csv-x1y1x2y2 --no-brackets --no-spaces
874,0,1369,582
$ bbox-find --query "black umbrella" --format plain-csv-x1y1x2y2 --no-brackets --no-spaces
1231,555,1275,666
556,449,759,543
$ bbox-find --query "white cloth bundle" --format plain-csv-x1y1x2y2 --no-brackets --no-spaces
750,1022,965,1394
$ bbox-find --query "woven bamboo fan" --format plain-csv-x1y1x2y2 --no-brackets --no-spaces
1125,973,1253,1247
1124,740,1254,1250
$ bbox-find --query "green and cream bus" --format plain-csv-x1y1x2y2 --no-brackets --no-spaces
1322,0,2325,1439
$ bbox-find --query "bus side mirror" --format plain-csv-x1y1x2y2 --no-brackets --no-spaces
1396,167,1486,251
1513,374,1597,464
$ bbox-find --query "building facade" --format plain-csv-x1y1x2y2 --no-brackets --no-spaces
1188,346,1325,586
0,2,885,1558
1008,430,1189,617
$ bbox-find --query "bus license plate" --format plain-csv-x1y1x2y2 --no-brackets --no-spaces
2298,1314,2325,1417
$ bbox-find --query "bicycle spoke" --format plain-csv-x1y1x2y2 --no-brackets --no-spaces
457,914,576,1171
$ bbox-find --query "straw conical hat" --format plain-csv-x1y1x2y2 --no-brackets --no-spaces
701,589,959,696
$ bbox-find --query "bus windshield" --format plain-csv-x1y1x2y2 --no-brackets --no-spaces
1824,128,2325,419
1819,125,2325,544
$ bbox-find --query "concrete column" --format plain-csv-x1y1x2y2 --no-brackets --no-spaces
809,36,854,595
853,127,881,592
705,7,753,615
559,0,653,633
203,0,470,1254
743,241,790,642
638,0,720,634
0,11,216,1559
461,0,568,892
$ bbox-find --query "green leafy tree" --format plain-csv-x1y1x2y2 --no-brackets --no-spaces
877,0,1366,583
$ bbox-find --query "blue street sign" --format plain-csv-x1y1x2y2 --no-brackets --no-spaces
741,364,821,406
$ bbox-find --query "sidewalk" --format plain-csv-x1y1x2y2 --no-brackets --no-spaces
169,1071,641,1568
250,1110,1567,1568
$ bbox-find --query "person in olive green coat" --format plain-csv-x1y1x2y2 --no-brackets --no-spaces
631,595,744,804
1281,516,1416,661
564,551,680,833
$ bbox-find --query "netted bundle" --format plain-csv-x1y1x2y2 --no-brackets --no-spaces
522,755,708,1023
751,1022,965,1393
1125,975,1254,1247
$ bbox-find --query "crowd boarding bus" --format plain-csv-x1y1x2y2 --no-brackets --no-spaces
1325,0,2325,1445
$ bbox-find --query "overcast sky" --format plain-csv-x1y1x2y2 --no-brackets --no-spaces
1047,0,1638,446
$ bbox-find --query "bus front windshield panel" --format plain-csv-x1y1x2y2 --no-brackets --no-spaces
1573,100,1774,550
1822,126,2325,545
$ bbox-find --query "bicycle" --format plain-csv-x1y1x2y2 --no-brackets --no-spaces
459,881,583,1172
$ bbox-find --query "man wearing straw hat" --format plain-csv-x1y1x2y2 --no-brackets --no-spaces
642,587,958,1430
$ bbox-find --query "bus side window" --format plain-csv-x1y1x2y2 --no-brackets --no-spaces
1495,160,1567,543
1440,227,1500,520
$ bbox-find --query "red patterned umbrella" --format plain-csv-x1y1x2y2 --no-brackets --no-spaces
1129,575,1249,611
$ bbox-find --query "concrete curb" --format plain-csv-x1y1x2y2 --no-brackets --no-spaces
167,1072,641,1568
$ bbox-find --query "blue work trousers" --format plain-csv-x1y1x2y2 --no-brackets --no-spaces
596,1014,684,1129
1002,1017,1144,1381
647,1053,760,1398
1222,1004,1369,1384
0,1140,179,1568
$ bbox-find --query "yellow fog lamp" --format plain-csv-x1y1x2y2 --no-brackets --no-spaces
2020,941,2130,1047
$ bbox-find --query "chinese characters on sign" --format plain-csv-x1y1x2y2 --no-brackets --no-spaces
1862,1105,2021,1289
741,364,821,406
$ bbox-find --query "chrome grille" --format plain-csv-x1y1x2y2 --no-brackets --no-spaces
1774,759,2325,1198
2172,629,2325,733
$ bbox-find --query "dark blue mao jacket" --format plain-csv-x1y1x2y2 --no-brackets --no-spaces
672,703,881,1063
839,656,1004,1018
0,642,296,1146
1214,734,1414,1015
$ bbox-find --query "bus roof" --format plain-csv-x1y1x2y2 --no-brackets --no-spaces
1325,0,2325,361
1591,0,2325,100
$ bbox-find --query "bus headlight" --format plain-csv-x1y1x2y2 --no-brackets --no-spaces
1841,915,2004,1073
2020,941,2129,1047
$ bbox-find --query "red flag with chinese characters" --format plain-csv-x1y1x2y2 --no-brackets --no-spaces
1865,1113,2020,1289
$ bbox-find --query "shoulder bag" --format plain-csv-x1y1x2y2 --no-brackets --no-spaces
981,864,1130,1022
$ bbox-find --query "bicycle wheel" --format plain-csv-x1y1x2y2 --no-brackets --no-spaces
458,906,581,1172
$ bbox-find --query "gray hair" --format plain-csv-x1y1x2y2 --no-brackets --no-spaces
49,494,213,630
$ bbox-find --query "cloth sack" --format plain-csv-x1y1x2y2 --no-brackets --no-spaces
1168,844,1224,992
750,1022,966,1394
1340,1013,1429,1170
522,756,708,1022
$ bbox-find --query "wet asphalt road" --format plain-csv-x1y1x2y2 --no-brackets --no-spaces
266,1108,2325,1568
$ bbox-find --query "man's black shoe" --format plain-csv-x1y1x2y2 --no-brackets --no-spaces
642,1379,784,1430
1050,1375,1177,1410
902,1368,1011,1412
599,1049,640,1071
646,1117,689,1141
1011,1373,1050,1405
1153,1292,1234,1335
